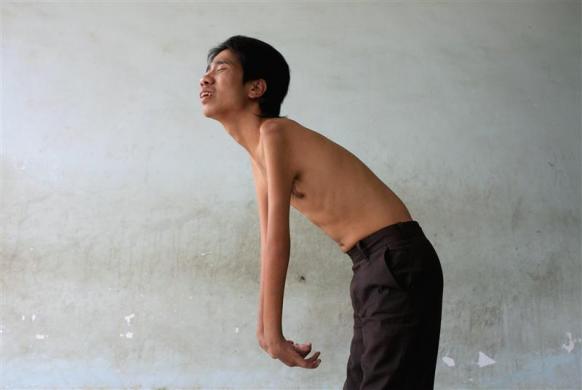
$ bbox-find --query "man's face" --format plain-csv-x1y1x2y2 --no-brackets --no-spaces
199,49,250,120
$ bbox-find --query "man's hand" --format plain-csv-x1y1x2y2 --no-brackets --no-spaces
266,337,321,369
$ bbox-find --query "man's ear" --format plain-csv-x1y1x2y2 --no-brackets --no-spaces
248,79,267,99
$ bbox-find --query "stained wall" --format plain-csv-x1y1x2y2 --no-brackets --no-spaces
1,1,580,388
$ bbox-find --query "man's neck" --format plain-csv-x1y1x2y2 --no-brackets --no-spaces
220,111,267,158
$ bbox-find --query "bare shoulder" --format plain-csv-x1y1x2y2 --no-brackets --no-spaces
259,118,302,154
258,118,305,175
259,118,317,153
258,118,295,161
259,117,301,135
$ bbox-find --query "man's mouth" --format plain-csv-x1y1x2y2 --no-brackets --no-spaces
200,91,213,100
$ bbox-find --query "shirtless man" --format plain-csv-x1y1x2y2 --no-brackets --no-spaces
200,35,444,389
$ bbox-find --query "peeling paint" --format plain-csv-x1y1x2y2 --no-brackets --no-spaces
124,313,135,326
0,2,580,388
483,350,581,388
561,332,578,353
478,351,496,367
442,356,455,367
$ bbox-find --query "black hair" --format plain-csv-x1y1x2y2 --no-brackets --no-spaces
207,35,290,118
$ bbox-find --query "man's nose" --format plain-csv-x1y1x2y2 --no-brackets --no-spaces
200,73,213,87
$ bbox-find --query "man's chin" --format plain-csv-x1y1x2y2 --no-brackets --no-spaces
201,110,225,124
201,107,215,118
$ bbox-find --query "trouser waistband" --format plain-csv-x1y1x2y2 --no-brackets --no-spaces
346,220,425,264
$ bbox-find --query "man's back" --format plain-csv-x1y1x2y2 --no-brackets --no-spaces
250,117,413,252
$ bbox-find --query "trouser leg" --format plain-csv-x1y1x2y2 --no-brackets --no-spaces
359,282,442,389
344,280,364,389
355,238,443,389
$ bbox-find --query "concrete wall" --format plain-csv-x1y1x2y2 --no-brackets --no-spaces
1,1,580,388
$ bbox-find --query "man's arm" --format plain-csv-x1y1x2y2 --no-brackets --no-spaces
260,123,294,354
250,157,268,347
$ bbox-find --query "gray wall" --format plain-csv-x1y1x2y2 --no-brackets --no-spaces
1,1,580,388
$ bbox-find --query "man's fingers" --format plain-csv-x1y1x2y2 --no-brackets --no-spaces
294,342,312,351
294,343,319,368
297,351,321,369
293,342,311,357
306,351,321,362
277,340,320,369
296,342,311,349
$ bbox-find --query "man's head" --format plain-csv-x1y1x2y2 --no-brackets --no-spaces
200,35,290,119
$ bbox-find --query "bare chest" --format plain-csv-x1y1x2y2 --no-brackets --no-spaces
257,161,307,203
253,155,306,200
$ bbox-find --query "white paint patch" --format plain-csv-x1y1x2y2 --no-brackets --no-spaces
120,332,133,338
200,252,211,256
21,315,26,321
478,351,496,367
442,356,455,367
124,313,135,326
35,334,47,340
561,332,576,353
32,314,36,321
235,327,239,334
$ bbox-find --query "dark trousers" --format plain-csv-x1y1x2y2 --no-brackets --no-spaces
343,220,443,390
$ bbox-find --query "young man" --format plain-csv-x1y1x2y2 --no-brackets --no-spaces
200,35,444,389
